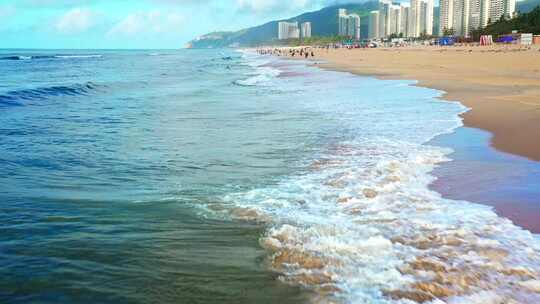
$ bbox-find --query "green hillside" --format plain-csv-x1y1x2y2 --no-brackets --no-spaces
473,5,540,37
188,0,539,48
189,2,378,48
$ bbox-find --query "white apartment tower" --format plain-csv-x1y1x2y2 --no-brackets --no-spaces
379,0,393,37
453,0,471,36
409,0,422,37
338,9,348,36
338,9,361,40
422,0,434,35
390,5,402,35
301,22,312,38
375,0,432,38
369,11,380,39
439,0,515,37
469,0,491,31
278,22,300,40
400,4,411,37
439,0,454,35
490,0,516,21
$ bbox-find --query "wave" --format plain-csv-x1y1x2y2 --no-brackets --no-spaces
233,67,281,87
233,51,281,87
217,139,540,303
0,55,102,61
210,52,540,303
54,55,103,59
0,82,102,107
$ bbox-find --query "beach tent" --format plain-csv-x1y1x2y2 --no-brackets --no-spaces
479,35,493,45
439,37,455,46
497,35,514,43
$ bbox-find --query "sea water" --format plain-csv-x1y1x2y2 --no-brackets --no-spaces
0,49,538,303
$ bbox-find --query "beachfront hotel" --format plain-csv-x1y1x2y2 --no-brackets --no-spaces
338,9,361,40
439,0,516,37
278,21,300,40
369,11,380,39
278,21,311,40
301,22,312,39
373,0,433,39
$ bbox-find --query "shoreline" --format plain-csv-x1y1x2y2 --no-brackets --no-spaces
306,46,540,162
267,46,540,232
429,126,540,233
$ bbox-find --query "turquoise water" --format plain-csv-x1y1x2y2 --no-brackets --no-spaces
1,49,539,303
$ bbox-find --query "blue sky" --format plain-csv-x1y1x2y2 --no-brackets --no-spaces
0,0,353,49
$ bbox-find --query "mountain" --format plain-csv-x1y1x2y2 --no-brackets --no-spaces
188,0,540,48
518,0,540,13
189,2,378,48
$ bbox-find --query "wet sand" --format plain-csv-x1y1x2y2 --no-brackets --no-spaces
430,127,540,233
309,46,540,162
293,46,540,233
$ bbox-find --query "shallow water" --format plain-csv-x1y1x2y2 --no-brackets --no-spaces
0,49,538,303
431,126,540,233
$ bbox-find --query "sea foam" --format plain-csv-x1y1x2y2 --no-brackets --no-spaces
210,51,540,303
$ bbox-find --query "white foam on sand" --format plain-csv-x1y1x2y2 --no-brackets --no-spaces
215,51,540,303
233,50,281,87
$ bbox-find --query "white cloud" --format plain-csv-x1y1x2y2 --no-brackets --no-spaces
236,0,312,13
107,10,184,37
55,8,95,34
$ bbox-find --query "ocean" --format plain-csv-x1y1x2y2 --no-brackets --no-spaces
0,49,538,303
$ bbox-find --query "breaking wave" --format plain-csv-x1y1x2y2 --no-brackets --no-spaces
0,55,102,61
0,82,103,107
208,51,540,303
233,51,281,87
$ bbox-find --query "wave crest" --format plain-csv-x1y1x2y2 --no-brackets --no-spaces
0,82,103,107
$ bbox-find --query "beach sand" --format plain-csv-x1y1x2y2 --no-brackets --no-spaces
310,46,540,162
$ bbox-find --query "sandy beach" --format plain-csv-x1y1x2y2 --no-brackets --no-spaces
308,46,540,162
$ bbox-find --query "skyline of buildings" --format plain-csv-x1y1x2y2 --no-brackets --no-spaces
301,22,312,39
278,0,518,42
278,21,311,40
338,9,362,40
278,21,299,40
440,0,516,37
371,0,434,39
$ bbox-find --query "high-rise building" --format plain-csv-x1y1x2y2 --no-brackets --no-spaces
439,0,454,35
301,22,312,38
489,0,516,22
421,0,434,35
390,5,402,35
453,0,471,36
278,22,300,40
338,9,361,40
400,4,411,37
409,0,422,37
369,11,380,39
469,0,490,32
338,9,348,36
438,0,515,38
378,0,393,37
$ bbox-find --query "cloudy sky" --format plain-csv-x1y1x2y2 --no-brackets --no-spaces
0,0,354,49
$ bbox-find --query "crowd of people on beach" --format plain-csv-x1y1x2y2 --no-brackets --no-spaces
256,48,317,58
